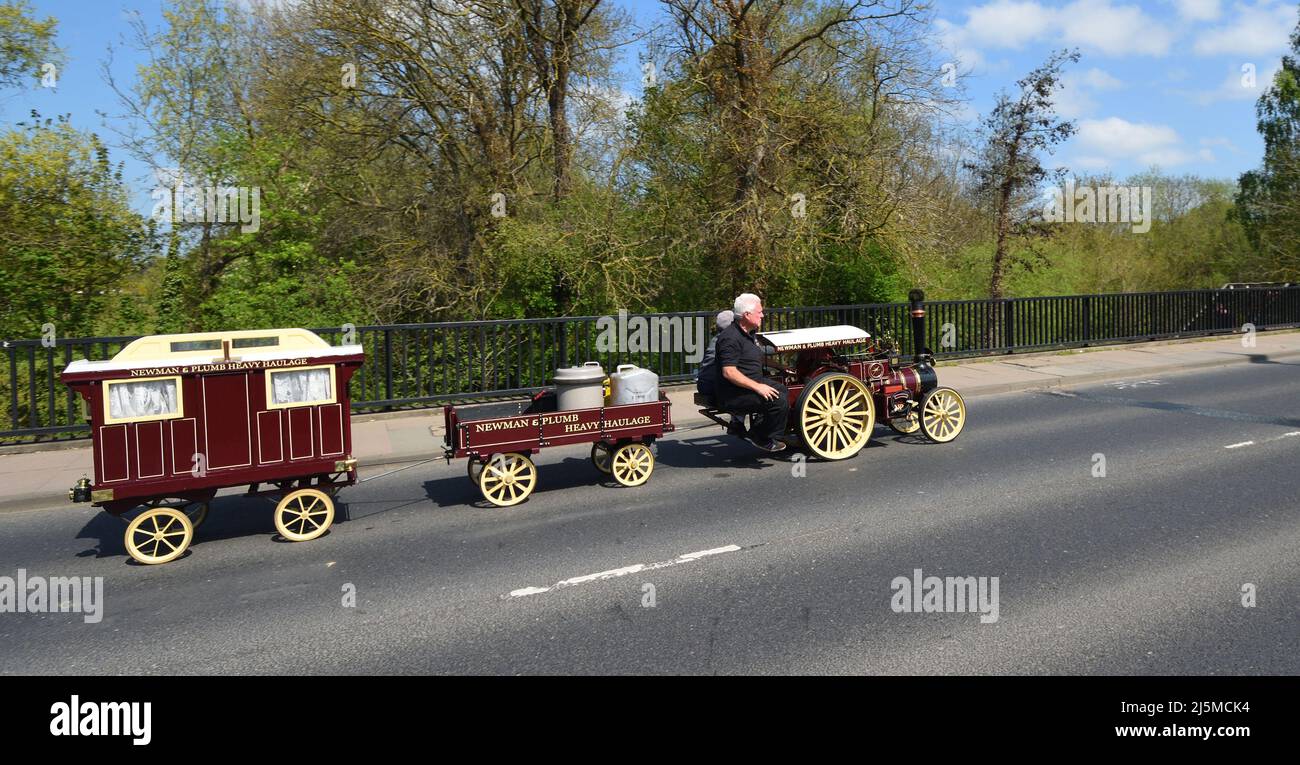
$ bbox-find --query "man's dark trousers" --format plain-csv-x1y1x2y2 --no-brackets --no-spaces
722,380,789,442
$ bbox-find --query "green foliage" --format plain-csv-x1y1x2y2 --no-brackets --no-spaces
0,116,156,340
1234,10,1300,281
0,0,59,91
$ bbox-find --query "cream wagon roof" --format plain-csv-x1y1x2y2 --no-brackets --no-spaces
64,328,363,374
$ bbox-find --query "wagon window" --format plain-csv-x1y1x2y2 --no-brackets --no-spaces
170,339,221,353
104,377,182,423
267,366,335,408
233,336,279,349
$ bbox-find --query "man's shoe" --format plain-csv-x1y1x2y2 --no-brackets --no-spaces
752,438,787,453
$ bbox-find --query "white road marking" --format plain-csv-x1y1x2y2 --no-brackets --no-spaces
507,544,742,598
1224,432,1300,449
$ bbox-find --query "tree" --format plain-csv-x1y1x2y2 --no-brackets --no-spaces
635,0,950,301
1234,10,1300,281
0,0,59,91
965,49,1078,301
0,116,156,340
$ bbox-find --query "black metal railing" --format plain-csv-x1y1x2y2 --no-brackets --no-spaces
4,286,1298,443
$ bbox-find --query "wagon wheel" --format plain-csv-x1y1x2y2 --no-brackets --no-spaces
888,411,921,435
919,387,967,444
478,453,537,507
610,442,654,487
274,488,335,542
467,457,485,483
144,497,209,530
796,373,875,460
124,507,193,565
590,442,613,474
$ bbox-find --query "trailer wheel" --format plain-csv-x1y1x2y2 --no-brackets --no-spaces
611,442,654,487
144,497,209,529
274,488,335,542
919,387,967,443
478,453,537,507
124,507,194,565
796,372,875,460
590,442,613,474
467,457,485,483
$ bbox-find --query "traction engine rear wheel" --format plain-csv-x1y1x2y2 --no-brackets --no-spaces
796,373,876,460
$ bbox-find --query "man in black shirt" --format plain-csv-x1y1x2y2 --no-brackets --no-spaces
715,293,788,452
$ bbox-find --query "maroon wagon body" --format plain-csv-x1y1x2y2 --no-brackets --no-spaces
61,329,365,515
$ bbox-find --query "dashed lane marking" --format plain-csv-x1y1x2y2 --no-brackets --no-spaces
506,545,743,599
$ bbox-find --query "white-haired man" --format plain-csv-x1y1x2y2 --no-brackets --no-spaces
714,293,788,452
695,309,734,400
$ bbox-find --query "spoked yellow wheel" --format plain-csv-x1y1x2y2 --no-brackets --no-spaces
796,373,875,460
888,411,921,435
590,442,613,474
145,497,209,529
274,488,335,542
124,507,193,565
919,387,966,443
610,442,654,487
478,453,537,507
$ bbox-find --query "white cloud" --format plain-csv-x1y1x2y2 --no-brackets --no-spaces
1052,68,1125,119
1193,0,1297,56
1080,67,1125,90
939,0,1177,62
1075,117,1200,166
1176,63,1278,104
964,0,1055,48
1059,1,1176,56
935,18,987,71
1200,136,1240,153
1172,0,1223,21
1073,155,1113,170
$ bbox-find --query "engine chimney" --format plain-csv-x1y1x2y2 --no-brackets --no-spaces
908,289,929,363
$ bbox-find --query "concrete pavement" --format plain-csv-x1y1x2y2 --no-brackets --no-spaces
2,329,1297,513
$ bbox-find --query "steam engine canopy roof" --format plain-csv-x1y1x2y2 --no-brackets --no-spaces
756,325,871,352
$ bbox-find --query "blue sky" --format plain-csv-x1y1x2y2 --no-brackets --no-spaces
4,0,1297,215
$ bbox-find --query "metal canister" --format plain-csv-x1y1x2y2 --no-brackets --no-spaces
554,362,606,410
609,364,659,405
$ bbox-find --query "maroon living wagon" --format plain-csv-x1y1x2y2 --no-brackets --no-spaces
61,328,364,564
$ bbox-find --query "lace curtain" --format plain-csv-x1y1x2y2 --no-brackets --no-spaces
107,379,179,420
271,368,332,406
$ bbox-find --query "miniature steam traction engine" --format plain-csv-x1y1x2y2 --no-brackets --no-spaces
696,290,967,459
62,328,364,564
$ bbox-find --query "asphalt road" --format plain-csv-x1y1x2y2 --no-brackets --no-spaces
1,361,1297,674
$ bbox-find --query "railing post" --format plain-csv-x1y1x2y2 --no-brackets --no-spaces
383,329,394,410
1082,295,1092,344
1003,299,1015,352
